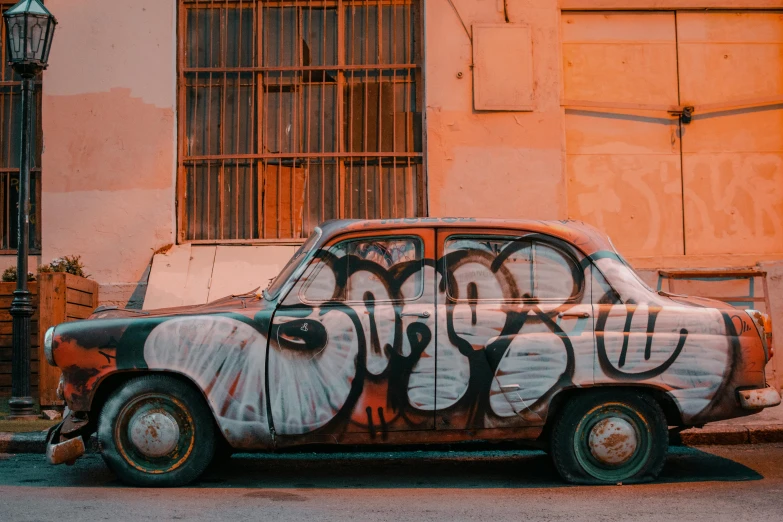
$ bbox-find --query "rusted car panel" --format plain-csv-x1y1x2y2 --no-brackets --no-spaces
45,218,777,459
739,387,782,410
591,255,770,425
45,421,85,466
51,296,277,450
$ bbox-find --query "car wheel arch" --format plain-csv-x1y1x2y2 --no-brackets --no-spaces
543,385,685,435
86,370,229,447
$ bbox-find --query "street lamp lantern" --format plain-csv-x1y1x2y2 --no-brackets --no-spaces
3,0,56,420
4,0,56,77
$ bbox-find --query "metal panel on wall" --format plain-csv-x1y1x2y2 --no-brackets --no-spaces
472,24,534,111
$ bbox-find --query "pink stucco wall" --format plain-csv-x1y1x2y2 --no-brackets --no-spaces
3,0,776,387
40,0,177,306
425,0,566,220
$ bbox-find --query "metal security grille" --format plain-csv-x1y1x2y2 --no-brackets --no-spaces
0,0,42,253
178,0,425,242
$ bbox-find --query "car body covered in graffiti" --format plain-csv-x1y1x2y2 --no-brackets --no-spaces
44,218,780,486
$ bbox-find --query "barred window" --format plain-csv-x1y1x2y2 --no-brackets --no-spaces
178,0,425,242
0,0,42,252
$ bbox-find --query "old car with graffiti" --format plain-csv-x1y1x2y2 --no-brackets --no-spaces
44,218,780,486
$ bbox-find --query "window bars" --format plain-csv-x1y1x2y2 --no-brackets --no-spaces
0,0,42,252
179,0,425,242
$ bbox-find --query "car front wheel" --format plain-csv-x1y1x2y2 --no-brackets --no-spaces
550,390,668,484
97,375,216,487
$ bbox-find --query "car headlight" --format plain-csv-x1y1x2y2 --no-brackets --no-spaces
44,326,56,366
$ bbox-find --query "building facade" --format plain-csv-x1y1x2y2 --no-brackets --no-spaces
1,0,781,384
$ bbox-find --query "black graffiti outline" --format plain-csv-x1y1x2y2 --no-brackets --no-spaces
268,234,736,437
438,242,579,428
271,247,437,436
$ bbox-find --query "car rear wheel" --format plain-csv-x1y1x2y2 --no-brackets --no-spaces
550,390,667,484
97,375,216,487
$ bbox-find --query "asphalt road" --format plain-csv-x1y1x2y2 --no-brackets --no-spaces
1,443,782,521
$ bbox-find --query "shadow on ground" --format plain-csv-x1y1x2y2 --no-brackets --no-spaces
0,445,762,489
197,446,762,489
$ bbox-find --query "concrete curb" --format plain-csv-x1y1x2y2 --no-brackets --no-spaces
0,432,99,455
678,424,783,445
1,425,782,454
0,431,47,454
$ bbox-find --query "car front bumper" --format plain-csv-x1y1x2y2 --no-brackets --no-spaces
45,410,88,466
738,386,782,410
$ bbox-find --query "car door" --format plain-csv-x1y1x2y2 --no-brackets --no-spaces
269,228,436,440
435,229,594,430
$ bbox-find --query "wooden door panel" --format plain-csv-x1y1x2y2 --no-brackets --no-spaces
677,12,783,105
567,153,684,257
562,11,678,106
562,11,683,258
679,11,783,255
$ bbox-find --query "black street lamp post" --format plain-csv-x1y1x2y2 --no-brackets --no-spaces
3,0,56,419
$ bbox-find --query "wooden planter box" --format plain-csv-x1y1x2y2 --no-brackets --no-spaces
0,281,39,399
0,273,99,406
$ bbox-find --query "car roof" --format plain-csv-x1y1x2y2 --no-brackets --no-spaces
317,218,615,256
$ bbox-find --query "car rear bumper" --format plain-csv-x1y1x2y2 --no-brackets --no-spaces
738,386,782,410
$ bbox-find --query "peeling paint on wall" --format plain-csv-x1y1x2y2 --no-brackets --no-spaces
41,0,177,307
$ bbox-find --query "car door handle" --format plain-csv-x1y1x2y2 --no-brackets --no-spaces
558,311,590,319
401,311,431,319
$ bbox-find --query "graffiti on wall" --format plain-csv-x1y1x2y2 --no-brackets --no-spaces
684,154,783,255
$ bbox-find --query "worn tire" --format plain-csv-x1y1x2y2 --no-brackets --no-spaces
550,390,668,485
97,375,216,487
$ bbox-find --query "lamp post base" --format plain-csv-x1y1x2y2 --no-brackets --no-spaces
7,396,37,420
9,287,35,421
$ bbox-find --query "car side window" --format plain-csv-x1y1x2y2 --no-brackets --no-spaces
445,237,533,300
534,242,581,300
445,236,581,302
301,236,424,303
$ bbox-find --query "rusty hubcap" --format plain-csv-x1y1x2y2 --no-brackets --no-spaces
573,402,651,482
588,416,638,466
128,410,180,458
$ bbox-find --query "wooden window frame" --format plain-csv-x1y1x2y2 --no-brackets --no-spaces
176,0,427,244
0,0,43,255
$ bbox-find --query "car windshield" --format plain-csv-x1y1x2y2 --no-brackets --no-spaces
264,228,322,299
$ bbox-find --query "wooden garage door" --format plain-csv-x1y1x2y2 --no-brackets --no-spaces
678,12,783,255
563,11,783,257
